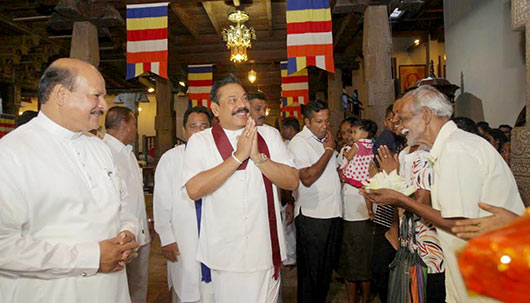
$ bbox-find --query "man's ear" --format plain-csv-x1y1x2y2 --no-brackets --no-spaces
422,107,433,124
210,102,220,117
304,117,311,128
53,84,68,106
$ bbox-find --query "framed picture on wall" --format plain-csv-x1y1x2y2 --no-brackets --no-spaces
399,64,427,94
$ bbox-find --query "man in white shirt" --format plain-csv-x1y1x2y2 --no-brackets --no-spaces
103,106,153,303
154,105,214,303
0,58,139,303
362,85,525,303
280,117,301,267
287,100,343,302
182,76,299,303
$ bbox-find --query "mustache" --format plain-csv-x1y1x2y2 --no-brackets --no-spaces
90,109,104,115
257,115,266,120
231,107,249,115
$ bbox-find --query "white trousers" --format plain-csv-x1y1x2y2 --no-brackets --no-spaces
281,205,296,266
172,281,215,303
126,243,150,303
211,267,280,303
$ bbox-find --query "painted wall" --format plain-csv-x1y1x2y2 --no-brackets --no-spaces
444,0,525,127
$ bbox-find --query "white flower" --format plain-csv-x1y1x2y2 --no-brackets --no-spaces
362,170,417,196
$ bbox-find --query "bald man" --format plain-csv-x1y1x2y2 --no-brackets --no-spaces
0,58,139,303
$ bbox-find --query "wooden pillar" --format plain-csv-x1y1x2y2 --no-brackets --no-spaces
174,95,189,140
362,5,395,134
70,21,100,67
155,78,175,161
510,0,530,206
328,68,344,136
1,84,21,116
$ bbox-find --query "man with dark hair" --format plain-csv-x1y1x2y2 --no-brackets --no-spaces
0,58,139,303
288,100,342,302
103,106,152,303
280,117,300,142
280,117,301,269
451,116,479,134
154,106,215,303
248,91,268,126
182,76,299,302
498,124,512,141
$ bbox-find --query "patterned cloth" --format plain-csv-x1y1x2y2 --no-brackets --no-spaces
339,139,373,188
398,146,445,274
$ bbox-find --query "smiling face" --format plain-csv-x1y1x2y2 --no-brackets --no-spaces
399,97,427,146
305,109,330,140
183,112,211,141
339,121,354,146
249,98,268,126
61,67,107,132
210,83,249,130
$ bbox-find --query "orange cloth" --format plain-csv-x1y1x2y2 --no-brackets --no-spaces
458,208,530,303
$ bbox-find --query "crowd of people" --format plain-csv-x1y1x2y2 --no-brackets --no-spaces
0,57,526,303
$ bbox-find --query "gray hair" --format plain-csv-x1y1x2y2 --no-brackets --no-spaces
403,85,453,118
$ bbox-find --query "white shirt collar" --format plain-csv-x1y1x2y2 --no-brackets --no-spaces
300,126,324,143
429,120,458,162
36,111,82,140
103,133,132,154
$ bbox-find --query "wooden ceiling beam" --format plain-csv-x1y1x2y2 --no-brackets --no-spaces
333,12,353,47
202,1,222,35
266,0,272,36
170,4,199,39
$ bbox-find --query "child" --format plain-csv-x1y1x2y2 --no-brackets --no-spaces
336,118,377,303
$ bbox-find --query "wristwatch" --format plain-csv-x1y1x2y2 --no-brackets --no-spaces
254,153,268,166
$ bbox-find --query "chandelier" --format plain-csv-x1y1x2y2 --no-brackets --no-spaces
222,10,256,63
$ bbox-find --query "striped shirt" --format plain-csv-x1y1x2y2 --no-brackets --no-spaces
373,205,395,229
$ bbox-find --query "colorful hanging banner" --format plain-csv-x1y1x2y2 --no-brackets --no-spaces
188,64,213,108
280,61,308,119
126,2,169,80
286,0,335,75
0,113,16,139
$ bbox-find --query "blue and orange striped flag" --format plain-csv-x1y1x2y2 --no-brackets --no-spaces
126,2,169,80
280,61,308,119
188,64,213,108
0,113,15,139
286,0,335,75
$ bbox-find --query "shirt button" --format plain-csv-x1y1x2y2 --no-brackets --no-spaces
81,272,87,277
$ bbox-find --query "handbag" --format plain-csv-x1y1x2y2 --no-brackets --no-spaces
387,211,428,303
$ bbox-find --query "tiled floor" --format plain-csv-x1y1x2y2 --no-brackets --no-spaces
144,194,378,303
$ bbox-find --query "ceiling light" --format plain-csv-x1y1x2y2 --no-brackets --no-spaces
390,8,404,19
147,87,155,93
248,69,257,83
414,39,420,45
179,81,186,87
222,10,256,63
138,107,142,112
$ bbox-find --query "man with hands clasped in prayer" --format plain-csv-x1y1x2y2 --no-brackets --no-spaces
182,75,299,303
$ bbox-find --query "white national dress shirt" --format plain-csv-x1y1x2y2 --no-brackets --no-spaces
0,112,138,303
429,121,525,303
288,126,342,219
154,144,202,302
182,125,295,272
103,133,150,246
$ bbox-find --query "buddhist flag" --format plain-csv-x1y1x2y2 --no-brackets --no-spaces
0,113,15,139
126,2,169,80
188,64,213,108
286,0,334,75
280,61,308,119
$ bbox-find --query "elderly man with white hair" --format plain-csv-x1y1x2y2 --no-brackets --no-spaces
362,85,525,303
